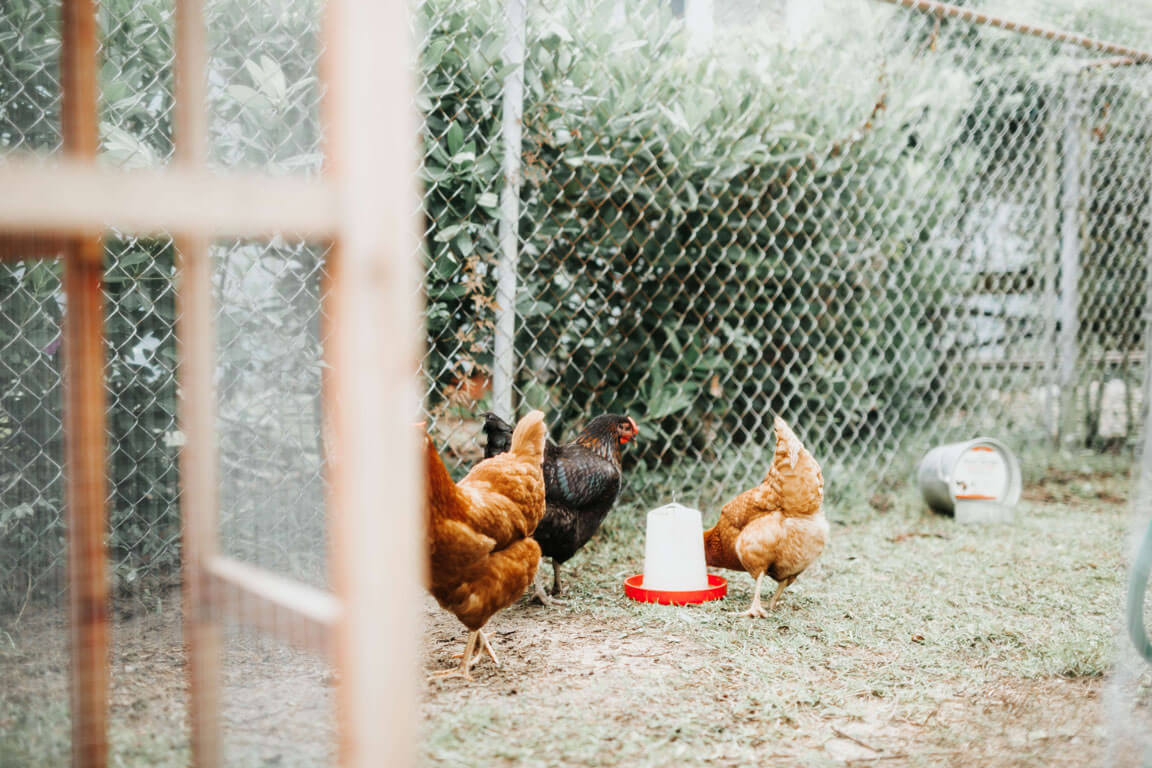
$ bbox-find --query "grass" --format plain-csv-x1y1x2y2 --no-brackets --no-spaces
421,455,1150,767
2,456,1150,766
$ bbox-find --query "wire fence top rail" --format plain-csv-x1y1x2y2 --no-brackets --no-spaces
879,0,1152,63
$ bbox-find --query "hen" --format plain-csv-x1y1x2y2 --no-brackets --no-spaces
703,416,827,618
482,412,638,602
425,410,548,679
481,411,513,458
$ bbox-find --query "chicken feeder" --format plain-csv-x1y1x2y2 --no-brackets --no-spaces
918,437,1022,524
624,503,726,604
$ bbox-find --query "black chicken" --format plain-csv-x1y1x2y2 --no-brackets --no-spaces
481,412,639,602
481,412,514,459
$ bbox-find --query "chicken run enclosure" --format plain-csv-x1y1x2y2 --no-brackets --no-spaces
5,0,1152,765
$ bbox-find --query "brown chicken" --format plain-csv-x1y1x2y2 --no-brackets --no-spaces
425,410,548,679
703,416,828,618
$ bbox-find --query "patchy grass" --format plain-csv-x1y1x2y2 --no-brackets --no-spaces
3,459,1151,766
422,459,1150,766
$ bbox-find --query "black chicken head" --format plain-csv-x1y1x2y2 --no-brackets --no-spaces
576,414,639,448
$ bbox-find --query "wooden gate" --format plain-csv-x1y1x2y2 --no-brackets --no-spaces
0,1,423,766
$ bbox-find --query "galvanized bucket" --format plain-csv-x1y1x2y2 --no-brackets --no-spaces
918,437,1022,518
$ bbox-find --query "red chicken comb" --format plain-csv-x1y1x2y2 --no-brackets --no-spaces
619,416,639,444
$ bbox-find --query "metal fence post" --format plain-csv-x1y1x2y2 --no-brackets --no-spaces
1058,74,1083,446
493,0,526,421
1042,92,1061,444
685,0,714,53
785,0,821,45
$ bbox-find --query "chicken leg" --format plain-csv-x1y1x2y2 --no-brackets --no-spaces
449,629,500,668
736,573,768,619
430,631,480,681
530,559,566,605
551,561,563,595
475,630,500,666
767,576,795,611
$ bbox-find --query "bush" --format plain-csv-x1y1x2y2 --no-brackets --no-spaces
506,2,974,467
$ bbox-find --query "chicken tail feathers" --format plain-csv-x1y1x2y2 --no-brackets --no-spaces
509,410,547,461
425,434,466,523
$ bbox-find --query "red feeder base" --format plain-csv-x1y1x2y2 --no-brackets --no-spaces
623,573,727,605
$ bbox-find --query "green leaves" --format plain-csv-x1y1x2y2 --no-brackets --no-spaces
643,360,699,422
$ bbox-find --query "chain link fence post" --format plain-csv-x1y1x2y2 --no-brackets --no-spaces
492,0,526,422
1059,72,1085,445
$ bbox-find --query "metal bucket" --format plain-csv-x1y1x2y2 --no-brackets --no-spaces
918,437,1022,519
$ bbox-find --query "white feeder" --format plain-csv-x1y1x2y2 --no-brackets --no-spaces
641,503,709,590
624,503,726,605
918,437,1022,524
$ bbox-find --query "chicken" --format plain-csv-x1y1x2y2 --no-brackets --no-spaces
481,411,513,458
482,412,638,602
425,410,548,679
703,416,827,618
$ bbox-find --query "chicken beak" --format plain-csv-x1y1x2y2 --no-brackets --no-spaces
622,417,639,444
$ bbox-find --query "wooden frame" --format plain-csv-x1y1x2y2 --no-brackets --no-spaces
59,1,107,766
0,1,422,766
0,159,338,239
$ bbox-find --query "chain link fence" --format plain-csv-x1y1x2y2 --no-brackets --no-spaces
3,0,1152,613
0,0,328,612
419,0,1152,507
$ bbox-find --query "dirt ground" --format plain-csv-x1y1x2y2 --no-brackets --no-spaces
4,461,1152,767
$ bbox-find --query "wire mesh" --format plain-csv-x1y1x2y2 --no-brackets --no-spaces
418,0,1152,514
4,0,1152,760
2,0,331,762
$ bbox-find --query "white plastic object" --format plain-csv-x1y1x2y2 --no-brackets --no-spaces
641,503,708,591
918,437,1022,523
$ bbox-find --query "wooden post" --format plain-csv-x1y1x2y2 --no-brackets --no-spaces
60,0,107,765
492,0,526,421
322,0,423,765
173,1,220,765
1058,76,1084,445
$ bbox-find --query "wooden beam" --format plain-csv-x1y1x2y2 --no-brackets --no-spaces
60,0,107,765
0,233,70,262
62,245,107,768
172,1,221,765
323,0,424,764
177,229,220,766
0,158,338,240
202,556,340,656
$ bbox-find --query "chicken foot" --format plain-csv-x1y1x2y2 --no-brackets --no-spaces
530,560,567,605
475,630,500,667
449,629,500,668
430,631,480,681
735,573,768,619
531,580,552,605
733,573,796,618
